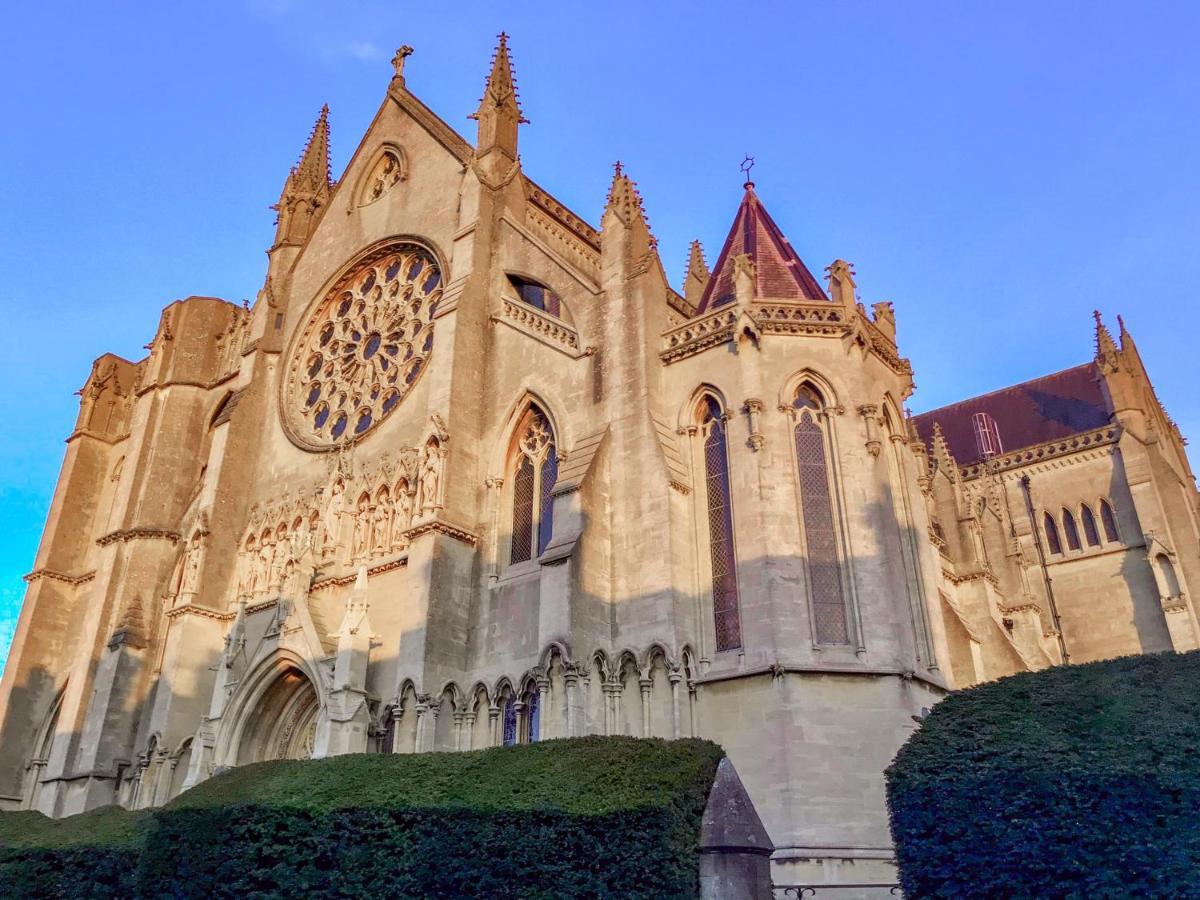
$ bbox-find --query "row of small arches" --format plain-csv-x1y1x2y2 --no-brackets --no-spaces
1043,499,1121,556
379,644,699,754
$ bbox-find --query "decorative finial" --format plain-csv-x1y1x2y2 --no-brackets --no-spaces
740,154,755,189
392,45,414,82
613,160,624,179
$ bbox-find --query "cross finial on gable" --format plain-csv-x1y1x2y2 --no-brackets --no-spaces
391,45,414,84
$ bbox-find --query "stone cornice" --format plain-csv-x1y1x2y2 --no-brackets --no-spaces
23,568,96,586
524,180,601,250
659,302,909,376
404,519,479,547
310,556,410,592
97,528,182,547
165,604,235,622
960,426,1120,480
66,427,130,446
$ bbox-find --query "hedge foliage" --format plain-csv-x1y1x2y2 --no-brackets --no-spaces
0,736,724,899
886,651,1200,898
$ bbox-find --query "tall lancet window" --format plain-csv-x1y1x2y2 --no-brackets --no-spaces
699,396,741,652
793,385,849,645
509,406,558,565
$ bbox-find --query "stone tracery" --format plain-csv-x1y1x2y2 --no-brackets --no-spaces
284,243,441,450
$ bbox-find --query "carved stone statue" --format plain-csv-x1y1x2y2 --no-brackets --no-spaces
180,534,203,596
353,497,371,560
393,485,414,548
418,442,443,514
372,500,391,555
322,480,345,557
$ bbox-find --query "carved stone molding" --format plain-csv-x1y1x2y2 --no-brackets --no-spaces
97,528,182,547
23,568,96,586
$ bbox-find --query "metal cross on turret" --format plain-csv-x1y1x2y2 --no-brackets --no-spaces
740,154,755,188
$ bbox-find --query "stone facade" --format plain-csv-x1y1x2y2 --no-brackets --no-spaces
1,35,1197,890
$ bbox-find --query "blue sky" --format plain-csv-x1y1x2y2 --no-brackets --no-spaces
2,1,1198,670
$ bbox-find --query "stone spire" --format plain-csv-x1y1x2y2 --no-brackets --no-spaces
470,32,527,161
272,105,332,249
683,240,710,307
1094,310,1120,374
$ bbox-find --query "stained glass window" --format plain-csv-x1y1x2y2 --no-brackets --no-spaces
510,457,535,565
1100,500,1120,543
1081,505,1101,547
794,389,849,645
509,407,558,566
502,696,517,746
524,688,540,743
1044,512,1062,555
700,397,741,652
1062,508,1081,551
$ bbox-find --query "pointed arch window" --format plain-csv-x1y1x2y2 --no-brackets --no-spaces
1062,508,1081,551
793,386,849,645
1081,505,1101,547
509,407,558,565
500,690,518,747
1044,512,1063,555
698,396,741,651
1100,499,1121,543
522,683,541,743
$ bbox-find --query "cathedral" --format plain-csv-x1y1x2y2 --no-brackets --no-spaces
2,35,1197,890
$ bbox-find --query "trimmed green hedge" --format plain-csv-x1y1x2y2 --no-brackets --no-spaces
0,736,724,898
886,651,1200,898
0,805,150,899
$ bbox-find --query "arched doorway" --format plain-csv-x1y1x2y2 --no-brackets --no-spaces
235,666,320,765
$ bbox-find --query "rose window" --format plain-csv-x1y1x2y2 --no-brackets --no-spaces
284,243,440,449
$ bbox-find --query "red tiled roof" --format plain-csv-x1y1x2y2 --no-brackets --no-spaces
911,363,1112,466
697,185,826,312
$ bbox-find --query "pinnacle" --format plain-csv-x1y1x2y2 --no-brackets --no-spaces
1093,310,1118,358
472,31,528,123
604,162,653,237
294,104,332,191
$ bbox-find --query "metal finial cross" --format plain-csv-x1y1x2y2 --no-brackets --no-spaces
740,154,756,186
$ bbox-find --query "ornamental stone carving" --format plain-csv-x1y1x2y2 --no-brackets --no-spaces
282,242,441,451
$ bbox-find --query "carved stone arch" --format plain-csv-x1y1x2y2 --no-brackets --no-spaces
354,142,408,207
678,382,733,431
214,649,325,769
167,736,195,801
491,388,570,478
643,647,674,739
590,649,612,683
432,682,462,751
539,640,572,670
641,641,674,674
880,393,905,436
615,651,643,737
779,368,840,414
467,681,493,749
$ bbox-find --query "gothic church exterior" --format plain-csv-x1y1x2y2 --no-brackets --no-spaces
2,36,1197,889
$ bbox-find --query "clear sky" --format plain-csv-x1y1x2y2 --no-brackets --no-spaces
1,1,1198,670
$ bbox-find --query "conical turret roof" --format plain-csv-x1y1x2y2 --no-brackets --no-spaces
697,184,825,312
